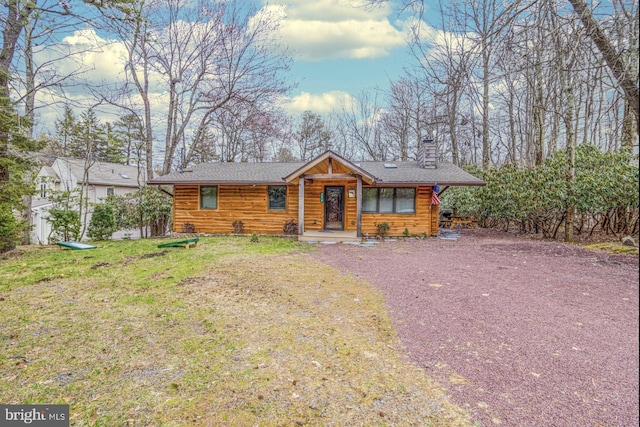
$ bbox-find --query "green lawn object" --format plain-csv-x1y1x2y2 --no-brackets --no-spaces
56,241,97,250
157,237,199,248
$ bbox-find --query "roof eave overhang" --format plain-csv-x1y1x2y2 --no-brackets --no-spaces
79,181,142,188
372,181,486,187
147,180,288,186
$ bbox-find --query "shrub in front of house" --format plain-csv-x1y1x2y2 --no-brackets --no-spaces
88,204,116,241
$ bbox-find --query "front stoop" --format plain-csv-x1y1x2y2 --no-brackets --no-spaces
298,230,360,243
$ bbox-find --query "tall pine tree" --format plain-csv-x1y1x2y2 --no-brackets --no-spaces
113,114,146,166
52,106,77,157
0,96,43,252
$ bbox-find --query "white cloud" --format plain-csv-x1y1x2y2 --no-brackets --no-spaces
408,17,479,60
283,0,391,21
34,28,174,96
261,0,408,60
54,29,128,85
29,28,176,133
283,91,355,113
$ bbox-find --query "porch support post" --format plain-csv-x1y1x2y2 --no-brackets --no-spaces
356,175,362,237
298,178,305,235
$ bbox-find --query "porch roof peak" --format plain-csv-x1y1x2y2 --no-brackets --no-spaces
283,150,376,184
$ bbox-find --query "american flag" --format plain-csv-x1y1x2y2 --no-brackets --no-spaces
431,191,441,205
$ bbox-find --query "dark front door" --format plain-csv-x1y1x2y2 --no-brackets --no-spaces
324,186,344,230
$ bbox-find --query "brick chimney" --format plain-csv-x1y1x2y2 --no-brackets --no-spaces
417,138,437,169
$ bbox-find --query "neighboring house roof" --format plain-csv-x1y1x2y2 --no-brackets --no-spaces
31,197,53,209
148,150,484,187
40,166,60,182
56,158,145,188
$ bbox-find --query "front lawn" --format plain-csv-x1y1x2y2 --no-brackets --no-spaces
0,237,470,426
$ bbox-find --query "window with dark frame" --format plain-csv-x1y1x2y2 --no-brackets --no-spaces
362,188,416,214
107,186,115,196
200,185,218,209
268,186,287,210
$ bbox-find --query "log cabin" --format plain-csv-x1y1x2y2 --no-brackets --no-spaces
147,141,484,240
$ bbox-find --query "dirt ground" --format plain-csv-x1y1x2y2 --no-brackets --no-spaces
315,228,639,427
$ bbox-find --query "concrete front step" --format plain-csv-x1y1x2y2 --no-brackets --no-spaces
298,231,360,243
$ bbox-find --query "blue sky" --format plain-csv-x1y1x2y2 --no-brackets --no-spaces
258,0,428,114
29,0,439,132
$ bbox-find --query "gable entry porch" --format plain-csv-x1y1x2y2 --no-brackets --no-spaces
283,151,376,243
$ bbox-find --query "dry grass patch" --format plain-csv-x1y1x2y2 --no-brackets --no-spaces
584,242,639,255
0,239,471,426
179,255,471,426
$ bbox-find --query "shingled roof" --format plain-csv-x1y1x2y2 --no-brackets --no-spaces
148,151,484,187
354,160,484,185
149,162,303,185
56,158,145,187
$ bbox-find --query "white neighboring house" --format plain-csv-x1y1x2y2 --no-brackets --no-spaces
31,158,145,244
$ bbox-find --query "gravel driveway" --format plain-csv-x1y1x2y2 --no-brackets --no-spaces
315,229,639,427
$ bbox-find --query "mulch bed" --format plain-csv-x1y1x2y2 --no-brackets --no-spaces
315,228,639,427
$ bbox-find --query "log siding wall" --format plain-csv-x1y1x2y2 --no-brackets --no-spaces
361,186,434,236
172,183,437,236
173,184,299,234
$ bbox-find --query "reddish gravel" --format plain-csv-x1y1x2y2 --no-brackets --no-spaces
314,229,639,427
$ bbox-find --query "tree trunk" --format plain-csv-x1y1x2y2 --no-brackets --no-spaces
482,48,491,169
0,1,34,182
0,1,34,95
124,8,155,180
449,91,460,166
564,81,576,243
567,0,640,128
548,1,577,243
533,60,545,165
621,99,637,153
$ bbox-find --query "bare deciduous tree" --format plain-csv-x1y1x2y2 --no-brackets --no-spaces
101,0,292,177
567,0,639,128
294,110,332,162
379,73,430,161
363,0,636,169
335,90,387,161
